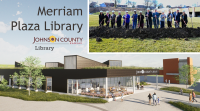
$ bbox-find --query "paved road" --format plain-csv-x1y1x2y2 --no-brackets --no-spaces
1,86,200,111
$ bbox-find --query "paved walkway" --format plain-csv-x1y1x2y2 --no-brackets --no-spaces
1,86,200,111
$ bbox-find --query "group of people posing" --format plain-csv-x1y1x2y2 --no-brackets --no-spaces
99,8,188,29
148,93,160,106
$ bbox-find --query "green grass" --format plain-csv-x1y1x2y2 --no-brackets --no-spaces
0,88,107,103
160,87,200,95
89,12,200,28
147,75,163,77
140,81,150,86
82,66,154,69
89,38,200,52
168,101,200,111
0,64,15,68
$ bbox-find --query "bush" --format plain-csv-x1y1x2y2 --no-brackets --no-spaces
168,101,200,111
0,79,9,91
140,81,150,86
160,87,200,95
0,88,107,103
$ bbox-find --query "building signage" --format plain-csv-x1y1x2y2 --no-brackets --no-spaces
136,70,159,75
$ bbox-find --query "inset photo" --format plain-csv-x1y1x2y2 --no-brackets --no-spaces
89,0,200,53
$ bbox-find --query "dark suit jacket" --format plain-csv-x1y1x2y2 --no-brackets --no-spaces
111,14,116,23
138,14,144,24
145,12,152,21
181,14,188,24
173,12,181,22
99,14,104,21
104,14,111,23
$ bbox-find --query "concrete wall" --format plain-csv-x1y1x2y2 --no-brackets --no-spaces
45,63,58,68
64,56,77,69
109,61,122,67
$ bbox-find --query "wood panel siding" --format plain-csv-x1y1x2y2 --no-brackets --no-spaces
76,55,107,69
64,56,77,69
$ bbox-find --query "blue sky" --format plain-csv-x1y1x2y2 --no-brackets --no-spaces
0,0,200,67
90,0,199,7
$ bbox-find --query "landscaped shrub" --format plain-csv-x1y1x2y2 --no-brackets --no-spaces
168,101,200,111
160,87,200,95
0,79,9,91
140,81,151,86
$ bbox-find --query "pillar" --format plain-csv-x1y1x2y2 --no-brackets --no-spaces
156,74,158,90
76,80,78,95
9,79,11,87
72,80,73,94
133,76,135,93
105,77,108,97
67,79,69,93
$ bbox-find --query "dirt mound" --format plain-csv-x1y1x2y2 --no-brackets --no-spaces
89,26,200,39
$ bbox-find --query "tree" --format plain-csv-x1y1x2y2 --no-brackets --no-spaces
158,3,164,9
175,64,199,89
166,5,171,8
0,78,9,91
10,56,45,96
144,0,158,8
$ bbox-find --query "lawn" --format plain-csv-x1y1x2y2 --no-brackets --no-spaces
168,101,200,111
160,87,200,95
0,64,15,68
89,38,200,52
0,88,107,103
147,75,163,77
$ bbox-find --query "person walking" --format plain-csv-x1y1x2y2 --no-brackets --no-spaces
104,11,111,27
118,81,121,87
148,93,152,105
99,11,104,26
160,11,166,28
111,10,116,28
153,92,157,106
123,11,130,29
165,79,167,85
181,10,188,28
138,11,144,29
152,8,160,29
167,10,173,28
173,8,181,28
180,88,183,95
145,8,152,28
116,11,122,27
137,83,139,90
132,10,138,29
192,91,198,102
157,97,160,105
189,92,192,102
121,91,124,102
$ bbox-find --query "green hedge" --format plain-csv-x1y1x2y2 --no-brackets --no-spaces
160,87,200,95
0,88,107,103
140,81,150,86
168,101,200,111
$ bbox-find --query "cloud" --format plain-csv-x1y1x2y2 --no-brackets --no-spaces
11,17,24,31
16,11,22,15
0,22,10,33
0,38,30,64
51,30,64,37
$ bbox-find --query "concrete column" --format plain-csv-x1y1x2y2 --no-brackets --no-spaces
144,75,147,81
133,76,135,93
156,74,158,90
67,79,69,93
9,79,11,87
76,80,78,95
72,79,73,94
105,77,108,97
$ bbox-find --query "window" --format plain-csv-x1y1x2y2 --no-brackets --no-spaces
47,78,52,91
0,75,4,81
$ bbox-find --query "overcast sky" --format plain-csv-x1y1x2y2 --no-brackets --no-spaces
0,0,200,68
91,0,199,7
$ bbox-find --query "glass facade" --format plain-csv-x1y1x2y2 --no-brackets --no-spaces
67,76,139,94
109,61,122,67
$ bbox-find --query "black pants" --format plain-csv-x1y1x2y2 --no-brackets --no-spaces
161,21,165,28
146,20,152,28
182,21,187,28
99,20,104,26
192,97,197,102
111,22,115,28
106,21,109,27
125,23,129,29
167,21,172,28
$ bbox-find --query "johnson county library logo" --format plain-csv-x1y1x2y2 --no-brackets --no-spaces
33,36,83,44
136,70,158,75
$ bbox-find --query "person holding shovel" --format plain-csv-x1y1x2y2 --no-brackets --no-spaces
173,8,181,28
153,8,160,29
111,10,116,28
104,11,111,27
160,10,166,28
181,10,188,28
123,11,130,29
138,11,144,29
132,10,138,29
167,10,173,28
145,8,152,29
116,11,122,27
99,11,104,26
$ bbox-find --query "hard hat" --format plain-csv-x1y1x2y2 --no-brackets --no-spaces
112,10,115,12
147,8,150,10
100,11,103,12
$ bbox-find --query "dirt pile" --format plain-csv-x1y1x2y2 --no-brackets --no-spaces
89,26,200,39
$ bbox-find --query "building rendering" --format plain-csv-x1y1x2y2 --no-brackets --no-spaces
0,55,196,96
